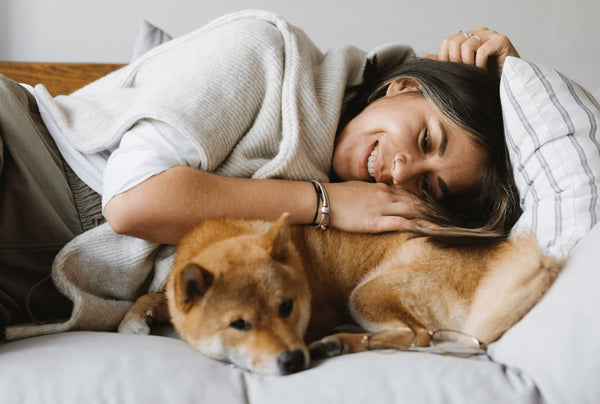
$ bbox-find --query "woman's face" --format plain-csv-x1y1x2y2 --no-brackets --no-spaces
332,78,486,200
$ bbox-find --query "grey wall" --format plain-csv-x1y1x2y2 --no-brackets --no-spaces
2,0,599,90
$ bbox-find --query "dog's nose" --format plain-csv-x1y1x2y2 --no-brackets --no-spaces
277,349,306,374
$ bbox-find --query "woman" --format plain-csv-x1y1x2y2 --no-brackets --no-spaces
0,11,519,333
102,26,520,244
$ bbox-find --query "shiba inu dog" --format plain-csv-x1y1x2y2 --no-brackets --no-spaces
119,213,562,375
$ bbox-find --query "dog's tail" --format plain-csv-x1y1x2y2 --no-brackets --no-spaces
461,232,565,345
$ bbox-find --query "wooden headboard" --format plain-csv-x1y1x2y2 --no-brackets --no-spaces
0,62,124,96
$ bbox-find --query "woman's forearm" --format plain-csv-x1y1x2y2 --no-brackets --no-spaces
104,166,317,244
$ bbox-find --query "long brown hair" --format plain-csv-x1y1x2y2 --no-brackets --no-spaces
338,57,522,245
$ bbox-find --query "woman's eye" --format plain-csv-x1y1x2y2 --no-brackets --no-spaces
421,129,430,153
422,176,431,196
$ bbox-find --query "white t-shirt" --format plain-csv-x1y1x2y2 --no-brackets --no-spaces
28,84,199,213
101,119,201,211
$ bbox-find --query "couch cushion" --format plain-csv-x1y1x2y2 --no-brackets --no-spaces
0,332,246,404
490,222,600,404
1,330,542,404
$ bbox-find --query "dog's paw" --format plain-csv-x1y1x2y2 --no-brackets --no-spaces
308,337,344,360
309,332,375,359
118,312,152,335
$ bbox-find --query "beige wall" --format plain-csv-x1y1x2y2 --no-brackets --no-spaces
1,0,598,90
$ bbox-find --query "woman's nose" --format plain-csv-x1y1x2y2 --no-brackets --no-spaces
390,154,420,190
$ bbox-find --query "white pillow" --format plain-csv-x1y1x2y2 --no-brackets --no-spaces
500,56,600,256
131,20,173,61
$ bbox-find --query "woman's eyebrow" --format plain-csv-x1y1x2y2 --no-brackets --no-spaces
438,123,447,156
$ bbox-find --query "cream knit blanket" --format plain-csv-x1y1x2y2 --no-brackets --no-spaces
6,10,413,340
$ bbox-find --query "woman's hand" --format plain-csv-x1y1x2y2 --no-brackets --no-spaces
325,181,425,233
428,27,520,76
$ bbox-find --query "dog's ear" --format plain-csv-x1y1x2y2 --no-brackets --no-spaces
175,263,214,312
262,213,291,262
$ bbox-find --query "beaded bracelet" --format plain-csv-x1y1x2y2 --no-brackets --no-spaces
310,180,330,231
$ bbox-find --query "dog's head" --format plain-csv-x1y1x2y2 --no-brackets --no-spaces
166,214,312,375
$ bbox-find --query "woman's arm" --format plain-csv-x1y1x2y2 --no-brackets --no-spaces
104,166,316,244
104,167,422,244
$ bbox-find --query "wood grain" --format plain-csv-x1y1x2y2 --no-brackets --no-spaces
0,62,124,96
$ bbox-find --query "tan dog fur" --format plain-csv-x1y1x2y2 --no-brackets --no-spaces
119,213,563,375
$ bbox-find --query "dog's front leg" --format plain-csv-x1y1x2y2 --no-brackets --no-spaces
309,328,430,359
118,293,169,335
310,268,434,359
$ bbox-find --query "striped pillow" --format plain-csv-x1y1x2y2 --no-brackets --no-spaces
500,57,600,256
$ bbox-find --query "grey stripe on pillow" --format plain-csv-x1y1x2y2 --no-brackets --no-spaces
504,123,539,234
526,62,587,247
557,72,599,228
558,73,600,229
585,90,600,110
528,61,599,233
573,86,600,151
502,73,562,243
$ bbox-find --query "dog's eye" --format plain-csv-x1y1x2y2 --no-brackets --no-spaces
279,300,293,318
230,319,252,331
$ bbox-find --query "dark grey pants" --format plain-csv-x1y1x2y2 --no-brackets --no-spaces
0,74,104,328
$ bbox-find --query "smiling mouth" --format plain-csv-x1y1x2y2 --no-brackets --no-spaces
367,141,378,179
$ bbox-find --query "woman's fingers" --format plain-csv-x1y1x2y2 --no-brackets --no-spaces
436,27,519,76
326,182,427,233
385,187,425,218
370,215,418,233
460,37,481,65
474,32,519,75
438,28,489,63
